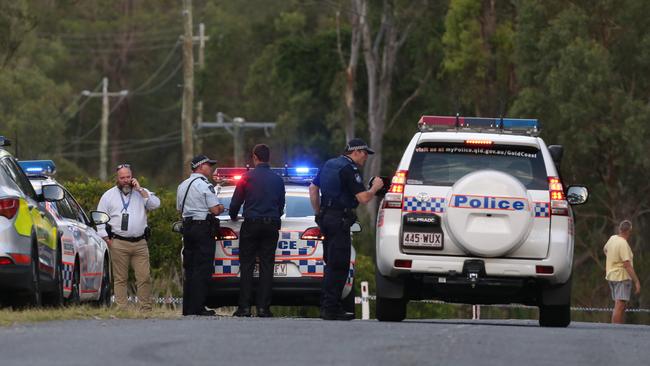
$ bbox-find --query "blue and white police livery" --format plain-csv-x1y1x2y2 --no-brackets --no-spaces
375,116,589,327
19,160,112,305
205,167,358,311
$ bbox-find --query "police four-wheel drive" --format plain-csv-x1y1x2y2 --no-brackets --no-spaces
375,116,589,327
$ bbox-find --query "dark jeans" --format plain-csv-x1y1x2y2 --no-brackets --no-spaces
182,221,216,315
238,219,280,309
320,212,352,311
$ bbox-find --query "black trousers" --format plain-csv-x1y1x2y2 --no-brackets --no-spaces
238,219,280,309
182,221,216,315
320,212,352,311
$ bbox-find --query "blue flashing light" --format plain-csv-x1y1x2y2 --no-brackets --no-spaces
295,167,311,174
18,160,57,177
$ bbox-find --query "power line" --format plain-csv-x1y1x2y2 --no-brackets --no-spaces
130,62,183,96
131,41,182,94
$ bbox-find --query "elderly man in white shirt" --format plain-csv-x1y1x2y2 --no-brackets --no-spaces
97,163,161,310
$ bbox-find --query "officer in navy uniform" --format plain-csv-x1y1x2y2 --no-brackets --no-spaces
230,144,285,318
176,155,224,316
309,138,383,320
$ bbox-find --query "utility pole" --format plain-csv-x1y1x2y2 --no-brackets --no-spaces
198,112,276,166
194,22,209,153
181,0,195,176
82,77,128,181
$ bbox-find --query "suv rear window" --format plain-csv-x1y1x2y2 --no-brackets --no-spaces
407,143,548,190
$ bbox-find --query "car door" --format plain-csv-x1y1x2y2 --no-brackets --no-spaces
0,157,58,278
65,192,104,298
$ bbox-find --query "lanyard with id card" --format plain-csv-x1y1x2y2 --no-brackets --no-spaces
119,192,132,231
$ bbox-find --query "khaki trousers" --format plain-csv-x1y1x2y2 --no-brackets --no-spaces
110,238,152,310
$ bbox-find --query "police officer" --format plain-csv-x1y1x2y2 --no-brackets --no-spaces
230,144,285,318
309,138,383,320
176,155,224,316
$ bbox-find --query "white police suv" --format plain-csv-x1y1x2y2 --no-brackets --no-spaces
206,167,358,312
375,116,588,327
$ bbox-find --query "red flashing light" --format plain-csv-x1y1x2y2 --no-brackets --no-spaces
548,177,568,216
301,227,325,240
8,253,30,265
233,175,242,181
384,170,408,209
217,227,238,240
394,259,412,268
0,198,19,219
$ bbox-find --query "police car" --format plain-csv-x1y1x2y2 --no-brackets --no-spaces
375,116,589,327
18,160,113,306
0,139,65,307
207,167,359,312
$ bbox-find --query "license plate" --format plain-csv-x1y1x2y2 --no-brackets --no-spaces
253,263,288,277
402,232,443,248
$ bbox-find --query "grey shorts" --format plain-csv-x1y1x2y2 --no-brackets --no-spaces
608,280,632,301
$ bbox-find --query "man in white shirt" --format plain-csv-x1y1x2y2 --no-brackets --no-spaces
97,163,161,310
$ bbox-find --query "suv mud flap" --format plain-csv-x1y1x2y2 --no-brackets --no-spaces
540,276,572,306
375,271,405,299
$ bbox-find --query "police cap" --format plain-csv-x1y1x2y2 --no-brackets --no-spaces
191,154,217,169
344,138,375,154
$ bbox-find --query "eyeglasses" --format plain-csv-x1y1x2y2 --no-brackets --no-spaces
116,163,131,170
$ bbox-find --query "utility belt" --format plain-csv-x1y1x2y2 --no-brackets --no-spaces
244,217,281,224
183,214,220,237
112,233,146,243
317,205,356,229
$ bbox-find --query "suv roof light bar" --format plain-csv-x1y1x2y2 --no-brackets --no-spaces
17,160,57,177
216,166,318,185
418,115,540,136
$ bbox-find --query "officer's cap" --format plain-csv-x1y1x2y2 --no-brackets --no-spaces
344,138,375,154
191,154,217,169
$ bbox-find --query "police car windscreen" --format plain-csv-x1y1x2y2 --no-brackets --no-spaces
407,143,548,190
218,194,313,218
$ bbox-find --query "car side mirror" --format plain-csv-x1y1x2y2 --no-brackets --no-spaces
350,222,362,233
41,184,64,202
566,185,588,205
90,211,110,225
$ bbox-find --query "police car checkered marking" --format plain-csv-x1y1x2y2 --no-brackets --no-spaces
214,258,240,276
62,261,74,291
534,202,550,218
298,259,324,274
403,196,446,213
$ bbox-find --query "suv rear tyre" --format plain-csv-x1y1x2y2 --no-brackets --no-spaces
538,304,570,327
376,297,407,322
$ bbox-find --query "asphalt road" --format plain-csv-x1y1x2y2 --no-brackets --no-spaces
0,317,647,366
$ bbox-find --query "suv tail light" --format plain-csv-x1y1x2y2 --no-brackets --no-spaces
383,170,408,209
0,198,19,219
301,226,324,240
0,257,14,265
548,177,569,216
217,227,238,240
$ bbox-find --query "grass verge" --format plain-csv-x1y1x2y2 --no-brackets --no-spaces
0,305,181,327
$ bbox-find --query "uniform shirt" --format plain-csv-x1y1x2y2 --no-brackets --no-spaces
229,163,285,220
176,173,221,220
97,186,161,238
604,234,634,281
313,155,365,209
